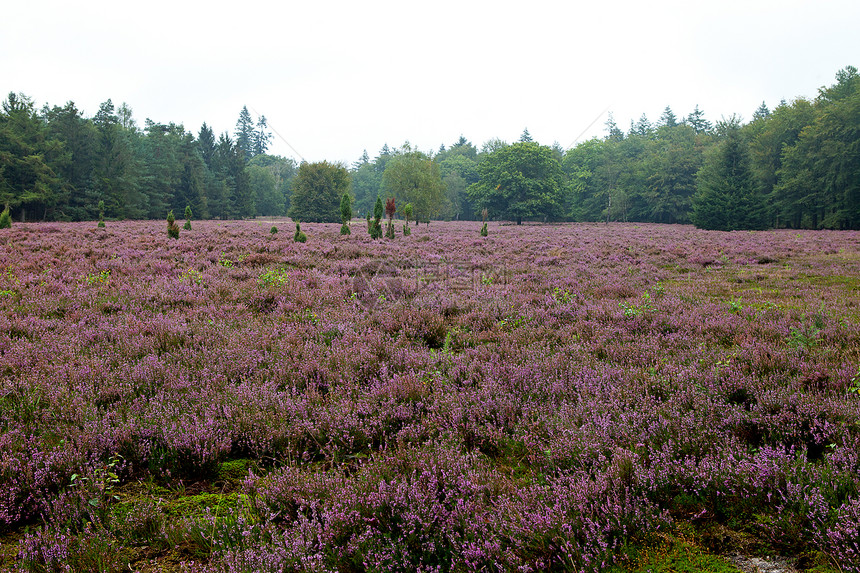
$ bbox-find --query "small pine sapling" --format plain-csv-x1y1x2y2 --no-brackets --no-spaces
97,201,106,228
370,196,383,239
183,205,192,230
340,193,352,236
294,221,307,243
402,203,412,236
167,210,180,239
480,208,488,236
0,206,11,229
270,225,278,235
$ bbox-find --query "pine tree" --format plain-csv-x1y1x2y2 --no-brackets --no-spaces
340,193,352,235
0,207,11,229
692,123,765,231
235,106,255,161
166,209,180,238
369,196,383,239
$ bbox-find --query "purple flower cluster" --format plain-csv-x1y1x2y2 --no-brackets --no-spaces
2,220,859,570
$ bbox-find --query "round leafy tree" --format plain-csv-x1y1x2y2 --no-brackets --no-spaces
288,161,350,223
468,142,565,225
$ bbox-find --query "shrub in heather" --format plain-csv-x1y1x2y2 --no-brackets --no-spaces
293,221,307,243
270,225,277,235
340,193,352,236
167,209,180,239
402,202,412,236
369,196,384,239
184,205,193,230
0,206,11,228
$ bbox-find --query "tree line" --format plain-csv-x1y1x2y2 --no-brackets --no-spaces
1,66,857,229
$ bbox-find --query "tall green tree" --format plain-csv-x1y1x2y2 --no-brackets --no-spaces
247,154,296,216
381,145,444,223
0,92,62,220
643,123,701,223
235,106,255,161
691,119,765,230
774,66,860,228
42,101,98,220
92,100,143,219
469,141,566,224
288,161,350,223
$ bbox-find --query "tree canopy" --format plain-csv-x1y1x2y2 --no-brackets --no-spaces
0,66,858,228
287,161,350,223
380,146,444,223
468,142,566,224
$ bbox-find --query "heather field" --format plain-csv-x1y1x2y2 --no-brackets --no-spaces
2,220,860,572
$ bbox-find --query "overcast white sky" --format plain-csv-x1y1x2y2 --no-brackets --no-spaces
2,0,858,164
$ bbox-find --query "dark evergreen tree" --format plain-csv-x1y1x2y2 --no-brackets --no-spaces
0,92,62,221
659,106,678,127
235,106,255,161
686,105,712,134
692,121,764,230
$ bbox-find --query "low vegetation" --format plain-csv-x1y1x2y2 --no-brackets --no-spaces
0,219,858,571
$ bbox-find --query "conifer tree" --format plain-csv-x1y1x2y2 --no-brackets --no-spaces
340,193,352,235
692,121,765,231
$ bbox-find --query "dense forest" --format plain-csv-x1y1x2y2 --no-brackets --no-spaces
1,66,857,229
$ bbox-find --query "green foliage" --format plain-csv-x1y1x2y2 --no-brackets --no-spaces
258,268,290,287
166,210,179,239
381,146,444,223
402,202,413,223
340,193,352,235
340,193,352,224
373,195,383,220
480,222,488,236
469,141,566,224
293,221,307,243
288,161,350,223
270,225,278,235
692,120,765,231
369,219,383,239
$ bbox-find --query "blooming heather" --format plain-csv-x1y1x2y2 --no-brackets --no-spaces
1,220,859,571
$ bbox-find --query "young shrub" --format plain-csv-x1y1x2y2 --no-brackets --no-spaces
294,221,307,243
0,206,11,229
183,205,192,231
402,202,413,236
97,200,106,228
166,210,180,239
270,225,278,235
480,208,488,236
340,193,352,235
369,196,384,239
385,198,396,239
